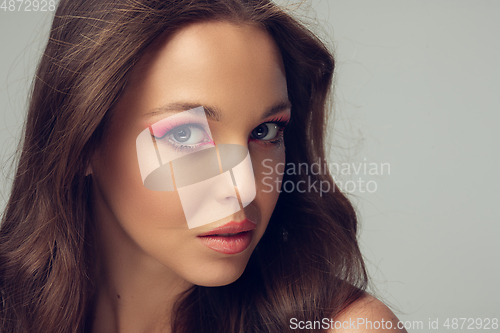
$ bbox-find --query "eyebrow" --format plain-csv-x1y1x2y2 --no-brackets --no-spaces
146,100,292,121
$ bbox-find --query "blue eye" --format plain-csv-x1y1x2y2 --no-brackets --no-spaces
165,124,209,145
169,125,207,145
171,126,190,142
156,124,213,152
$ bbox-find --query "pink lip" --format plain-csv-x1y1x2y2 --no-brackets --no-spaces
197,219,256,254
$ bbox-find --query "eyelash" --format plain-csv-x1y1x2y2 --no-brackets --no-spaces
153,123,211,152
152,117,290,152
250,117,289,148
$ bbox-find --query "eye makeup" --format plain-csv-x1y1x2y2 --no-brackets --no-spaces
249,116,290,147
151,123,214,153
145,107,290,155
150,116,210,139
148,108,215,153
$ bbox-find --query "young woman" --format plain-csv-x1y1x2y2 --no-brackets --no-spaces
0,0,406,332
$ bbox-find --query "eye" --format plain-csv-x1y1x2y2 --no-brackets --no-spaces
171,126,191,143
167,125,207,145
251,123,280,141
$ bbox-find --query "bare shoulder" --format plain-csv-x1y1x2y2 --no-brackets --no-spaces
329,292,408,332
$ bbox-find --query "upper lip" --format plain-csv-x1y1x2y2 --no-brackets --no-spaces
198,218,256,237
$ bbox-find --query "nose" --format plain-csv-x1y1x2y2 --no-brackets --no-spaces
211,171,240,207
172,143,256,229
177,168,241,229
217,144,256,208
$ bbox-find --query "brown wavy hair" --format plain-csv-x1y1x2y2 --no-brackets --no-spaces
0,0,367,332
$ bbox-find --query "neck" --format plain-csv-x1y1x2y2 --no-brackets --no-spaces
90,207,193,333
92,268,192,333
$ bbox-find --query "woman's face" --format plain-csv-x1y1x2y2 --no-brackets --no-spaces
91,21,289,287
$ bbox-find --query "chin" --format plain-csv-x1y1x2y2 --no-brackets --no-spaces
185,256,251,287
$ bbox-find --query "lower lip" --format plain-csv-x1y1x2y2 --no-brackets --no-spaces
198,231,253,255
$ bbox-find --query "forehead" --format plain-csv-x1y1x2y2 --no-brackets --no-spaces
117,20,288,123
159,20,284,74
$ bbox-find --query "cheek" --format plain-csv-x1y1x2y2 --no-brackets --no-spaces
94,138,188,230
250,145,285,216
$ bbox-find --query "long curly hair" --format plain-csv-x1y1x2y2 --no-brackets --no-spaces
0,1,367,332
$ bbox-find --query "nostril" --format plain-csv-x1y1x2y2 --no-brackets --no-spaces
216,194,240,205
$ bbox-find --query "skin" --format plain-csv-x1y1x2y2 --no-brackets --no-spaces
330,293,408,333
88,19,406,333
89,21,290,333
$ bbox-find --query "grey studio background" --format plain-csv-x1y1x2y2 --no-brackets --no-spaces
1,0,499,330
